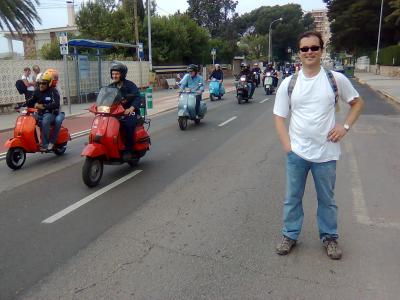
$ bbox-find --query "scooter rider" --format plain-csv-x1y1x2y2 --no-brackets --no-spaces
251,63,262,87
238,63,255,99
26,69,65,151
108,61,141,160
179,64,204,119
209,64,224,83
264,63,278,87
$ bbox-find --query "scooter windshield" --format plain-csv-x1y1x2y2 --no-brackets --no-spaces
96,87,122,107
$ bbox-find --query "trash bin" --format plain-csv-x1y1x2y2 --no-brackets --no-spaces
344,65,355,78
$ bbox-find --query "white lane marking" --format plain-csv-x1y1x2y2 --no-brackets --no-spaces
259,98,270,103
42,170,142,224
218,116,237,127
345,140,400,229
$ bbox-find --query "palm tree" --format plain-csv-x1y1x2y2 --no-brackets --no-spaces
0,0,41,36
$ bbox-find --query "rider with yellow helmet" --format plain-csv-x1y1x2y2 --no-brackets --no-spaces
26,68,65,151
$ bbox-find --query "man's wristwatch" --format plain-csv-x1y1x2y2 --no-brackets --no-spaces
344,123,350,131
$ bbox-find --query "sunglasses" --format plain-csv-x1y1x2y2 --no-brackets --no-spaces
300,46,321,52
38,82,48,85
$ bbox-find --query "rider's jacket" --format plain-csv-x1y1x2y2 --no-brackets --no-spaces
26,87,60,115
209,69,224,81
109,79,141,112
179,73,205,93
238,69,254,82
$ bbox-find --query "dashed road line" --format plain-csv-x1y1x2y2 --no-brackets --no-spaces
42,170,142,224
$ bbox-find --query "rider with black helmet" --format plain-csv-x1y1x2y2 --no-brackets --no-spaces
238,63,255,99
179,64,204,119
108,61,141,160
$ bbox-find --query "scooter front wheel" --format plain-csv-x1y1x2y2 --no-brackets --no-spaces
6,147,26,170
210,94,215,101
178,117,188,131
237,95,243,104
82,157,103,187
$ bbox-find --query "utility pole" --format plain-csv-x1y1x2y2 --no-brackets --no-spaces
133,0,139,49
147,0,152,70
375,0,384,74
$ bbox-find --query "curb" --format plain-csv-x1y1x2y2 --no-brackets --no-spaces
0,89,236,161
377,89,400,104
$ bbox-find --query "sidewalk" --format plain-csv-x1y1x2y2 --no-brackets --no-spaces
354,72,400,104
0,80,236,132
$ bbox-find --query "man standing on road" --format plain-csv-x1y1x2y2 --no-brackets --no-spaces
273,31,364,260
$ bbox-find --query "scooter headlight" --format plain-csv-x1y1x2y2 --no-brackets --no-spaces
97,106,110,113
240,77,246,82
266,72,271,76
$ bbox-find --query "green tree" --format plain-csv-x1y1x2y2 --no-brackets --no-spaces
142,13,209,64
40,42,62,60
145,0,157,16
234,4,314,61
238,34,268,60
385,0,400,26
187,0,238,37
0,0,41,36
323,0,399,55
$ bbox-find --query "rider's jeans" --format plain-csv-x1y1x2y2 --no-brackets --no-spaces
282,151,338,241
120,114,137,151
247,82,255,98
195,95,202,115
38,112,65,147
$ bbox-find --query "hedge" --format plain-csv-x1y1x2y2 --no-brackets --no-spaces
370,45,400,66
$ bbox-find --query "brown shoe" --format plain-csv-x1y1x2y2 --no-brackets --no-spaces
276,235,296,255
323,238,342,260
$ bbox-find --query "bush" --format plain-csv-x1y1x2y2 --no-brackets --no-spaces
40,42,62,60
370,45,400,66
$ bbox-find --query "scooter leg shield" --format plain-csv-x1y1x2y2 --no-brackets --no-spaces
81,143,108,158
4,138,25,151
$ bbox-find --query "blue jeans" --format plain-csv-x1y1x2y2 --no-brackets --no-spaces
282,151,338,241
37,112,65,147
120,114,137,151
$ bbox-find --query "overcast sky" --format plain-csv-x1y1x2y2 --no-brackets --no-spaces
1,0,326,54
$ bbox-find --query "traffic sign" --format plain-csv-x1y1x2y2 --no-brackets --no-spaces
59,32,68,55
138,42,144,59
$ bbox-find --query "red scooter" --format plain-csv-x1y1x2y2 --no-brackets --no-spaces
4,106,70,170
81,87,151,187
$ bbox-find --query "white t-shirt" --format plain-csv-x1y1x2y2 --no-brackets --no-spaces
273,67,359,163
21,74,35,91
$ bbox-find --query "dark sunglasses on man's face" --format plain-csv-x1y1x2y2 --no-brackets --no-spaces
39,82,48,85
300,46,321,52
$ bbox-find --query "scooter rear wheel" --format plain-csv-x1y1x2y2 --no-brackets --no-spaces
6,147,26,170
178,117,188,131
82,157,103,187
54,145,67,155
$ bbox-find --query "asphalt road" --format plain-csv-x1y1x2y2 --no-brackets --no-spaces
1,81,400,299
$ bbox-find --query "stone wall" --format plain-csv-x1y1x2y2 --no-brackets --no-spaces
369,65,400,78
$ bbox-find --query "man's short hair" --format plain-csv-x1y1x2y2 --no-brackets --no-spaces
23,67,31,72
297,31,324,50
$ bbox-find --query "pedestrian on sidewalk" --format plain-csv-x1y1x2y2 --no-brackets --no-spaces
21,67,35,101
32,65,41,82
273,31,364,260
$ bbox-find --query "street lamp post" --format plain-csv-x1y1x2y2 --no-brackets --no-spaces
268,17,283,63
375,0,384,74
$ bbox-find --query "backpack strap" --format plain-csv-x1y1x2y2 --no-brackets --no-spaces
287,74,298,108
287,69,339,105
324,68,339,103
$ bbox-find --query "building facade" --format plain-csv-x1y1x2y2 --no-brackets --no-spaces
310,9,331,58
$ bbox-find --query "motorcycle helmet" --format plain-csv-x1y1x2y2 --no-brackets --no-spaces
110,61,128,80
42,69,58,87
240,62,246,69
187,64,198,73
215,63,220,69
